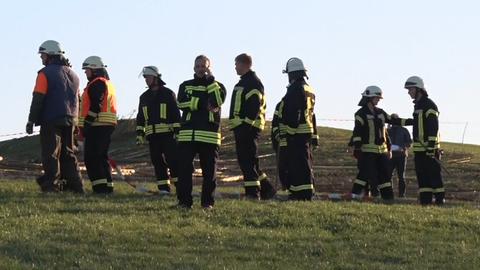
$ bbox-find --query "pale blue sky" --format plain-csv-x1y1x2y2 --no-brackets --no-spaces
1,0,479,144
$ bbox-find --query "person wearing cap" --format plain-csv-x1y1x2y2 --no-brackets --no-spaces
79,56,117,194
26,40,84,193
404,76,444,205
229,53,276,200
135,66,180,194
387,113,412,197
281,57,317,200
175,55,227,209
350,86,412,202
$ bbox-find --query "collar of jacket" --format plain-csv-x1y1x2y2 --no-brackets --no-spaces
240,70,254,79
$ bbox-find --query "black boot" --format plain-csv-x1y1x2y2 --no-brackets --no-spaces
260,179,277,200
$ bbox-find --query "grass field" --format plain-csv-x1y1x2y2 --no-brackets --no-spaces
1,180,479,270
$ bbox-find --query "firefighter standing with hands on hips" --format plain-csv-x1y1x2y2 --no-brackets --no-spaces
404,76,444,205
26,40,84,193
79,56,117,194
229,53,276,200
135,66,180,194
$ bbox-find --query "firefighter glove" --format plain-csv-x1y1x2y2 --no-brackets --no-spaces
26,122,34,134
136,135,145,145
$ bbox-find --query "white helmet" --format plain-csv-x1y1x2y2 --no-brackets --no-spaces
282,57,307,73
362,85,383,98
38,40,64,55
404,76,425,90
82,56,107,69
141,66,161,77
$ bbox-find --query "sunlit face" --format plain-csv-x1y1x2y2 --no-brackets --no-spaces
144,75,156,87
194,58,209,78
407,87,416,99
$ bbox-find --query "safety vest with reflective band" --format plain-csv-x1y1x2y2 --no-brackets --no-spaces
352,106,412,153
282,79,315,135
271,99,287,147
79,77,117,127
229,71,266,130
136,87,181,137
177,75,226,145
411,96,440,152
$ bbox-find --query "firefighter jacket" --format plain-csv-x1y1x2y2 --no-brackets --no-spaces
352,106,412,154
271,99,287,148
79,76,117,127
28,62,80,126
177,74,226,145
281,78,315,135
411,96,440,152
229,70,266,130
136,87,181,137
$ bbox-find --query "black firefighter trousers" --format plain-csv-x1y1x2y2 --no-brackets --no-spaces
176,141,218,207
351,152,394,200
414,152,444,205
39,123,83,192
148,133,179,192
234,124,275,199
286,134,314,200
84,126,115,194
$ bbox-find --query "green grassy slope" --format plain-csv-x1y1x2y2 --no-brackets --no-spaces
0,181,479,270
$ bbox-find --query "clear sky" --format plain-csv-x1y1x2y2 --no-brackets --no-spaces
1,0,479,144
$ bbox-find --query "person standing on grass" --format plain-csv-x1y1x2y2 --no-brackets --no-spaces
175,55,226,209
79,56,117,194
404,76,444,205
281,57,316,201
26,40,84,193
135,66,180,195
350,86,412,202
229,53,276,200
271,98,288,190
387,114,412,198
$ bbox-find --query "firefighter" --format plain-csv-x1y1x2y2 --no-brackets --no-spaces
79,56,117,194
26,40,83,193
404,76,444,205
229,53,276,200
135,66,180,194
281,57,316,201
350,85,412,202
176,55,226,209
387,113,412,197
271,99,288,190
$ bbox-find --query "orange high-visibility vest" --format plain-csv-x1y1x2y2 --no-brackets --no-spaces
79,77,117,127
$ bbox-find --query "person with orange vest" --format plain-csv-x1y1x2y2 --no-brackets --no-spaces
79,56,117,194
26,40,83,193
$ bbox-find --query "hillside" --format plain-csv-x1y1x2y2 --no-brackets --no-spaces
0,119,479,202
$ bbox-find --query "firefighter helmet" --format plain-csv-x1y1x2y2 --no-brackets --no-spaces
361,85,383,98
38,40,64,55
141,66,161,77
82,56,107,69
282,57,307,73
404,76,425,90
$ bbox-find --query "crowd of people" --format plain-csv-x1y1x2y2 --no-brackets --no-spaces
26,40,444,208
